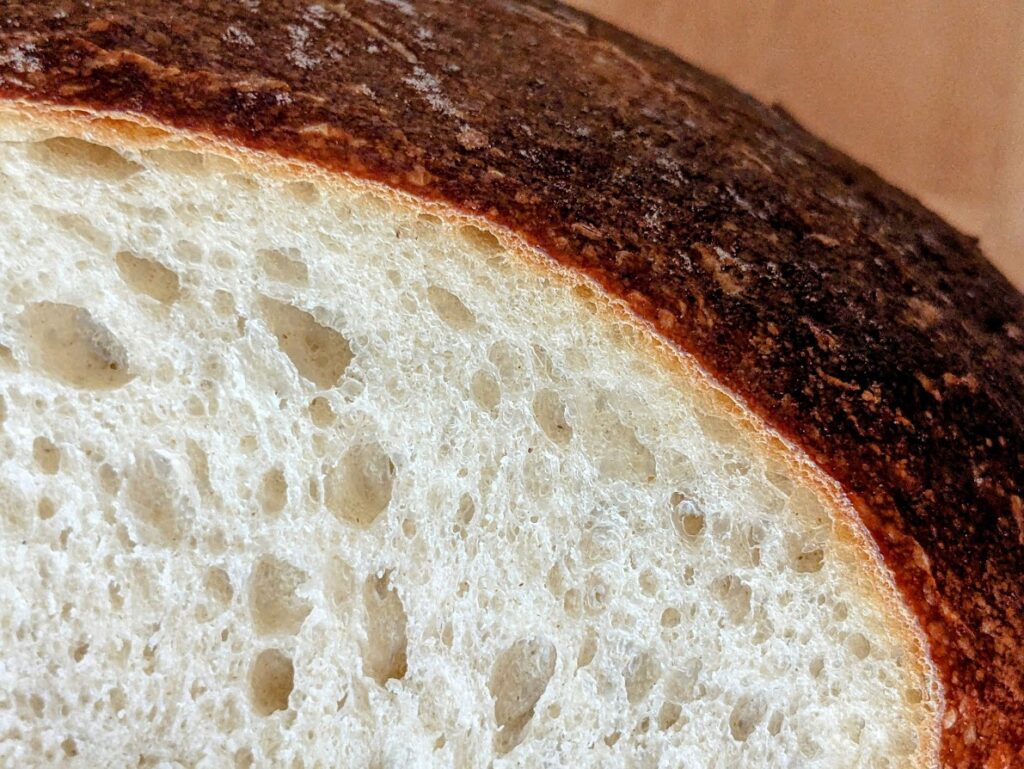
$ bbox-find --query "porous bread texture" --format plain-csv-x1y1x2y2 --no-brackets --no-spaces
0,110,938,769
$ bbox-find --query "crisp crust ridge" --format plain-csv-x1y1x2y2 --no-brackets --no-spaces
0,1,1021,765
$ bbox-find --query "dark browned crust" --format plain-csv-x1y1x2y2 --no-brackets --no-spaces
1,2,1022,765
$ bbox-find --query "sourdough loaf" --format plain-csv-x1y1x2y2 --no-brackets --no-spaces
0,1,1021,768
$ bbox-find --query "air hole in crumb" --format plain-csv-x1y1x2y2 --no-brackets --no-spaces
29,137,141,180
657,701,681,731
260,298,352,388
789,542,826,574
27,693,44,718
287,181,320,205
108,687,126,715
234,747,255,768
325,557,354,609
250,649,294,715
585,400,656,482
38,497,56,520
72,642,89,662
809,656,825,678
729,695,766,741
488,341,527,389
115,251,181,304
489,638,556,754
847,632,871,660
401,519,417,538
0,395,6,423
470,370,500,413
660,607,681,628
60,737,78,757
124,452,190,545
361,571,408,685
624,651,660,705
249,555,311,636
767,710,784,735
454,494,475,539
324,442,395,528
427,285,476,331
211,290,236,318
576,631,597,668
308,396,335,427
460,225,502,253
108,583,124,610
259,468,288,515
258,248,309,285
673,504,705,539
204,567,233,606
185,441,213,499
532,389,572,446
638,569,659,597
603,732,620,747
711,575,752,624
580,524,621,564
33,437,60,475
584,576,609,615
21,303,134,390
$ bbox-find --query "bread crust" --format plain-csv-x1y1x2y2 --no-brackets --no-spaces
0,2,1021,765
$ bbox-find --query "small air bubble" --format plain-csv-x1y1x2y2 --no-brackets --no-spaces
624,651,660,705
532,389,572,446
470,370,500,414
261,298,353,389
324,442,395,528
249,555,311,636
657,701,681,731
21,303,134,390
847,632,871,660
427,285,476,331
729,695,766,741
660,607,681,628
361,571,408,685
308,396,335,427
115,251,181,304
60,737,78,758
258,247,309,285
250,649,294,715
792,547,825,573
576,631,598,668
37,497,56,520
489,638,556,754
259,468,288,515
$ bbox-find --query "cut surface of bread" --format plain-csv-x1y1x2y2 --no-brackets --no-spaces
0,109,937,768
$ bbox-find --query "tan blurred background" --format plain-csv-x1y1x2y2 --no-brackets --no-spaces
570,1,1024,289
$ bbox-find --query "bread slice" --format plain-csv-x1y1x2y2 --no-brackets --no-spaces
0,2,1021,768
0,101,935,769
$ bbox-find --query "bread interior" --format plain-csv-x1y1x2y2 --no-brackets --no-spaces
0,109,938,768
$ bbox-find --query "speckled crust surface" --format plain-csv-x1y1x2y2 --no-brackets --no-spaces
1,1,1022,765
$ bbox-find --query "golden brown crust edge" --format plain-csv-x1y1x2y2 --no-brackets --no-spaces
0,2,1021,766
